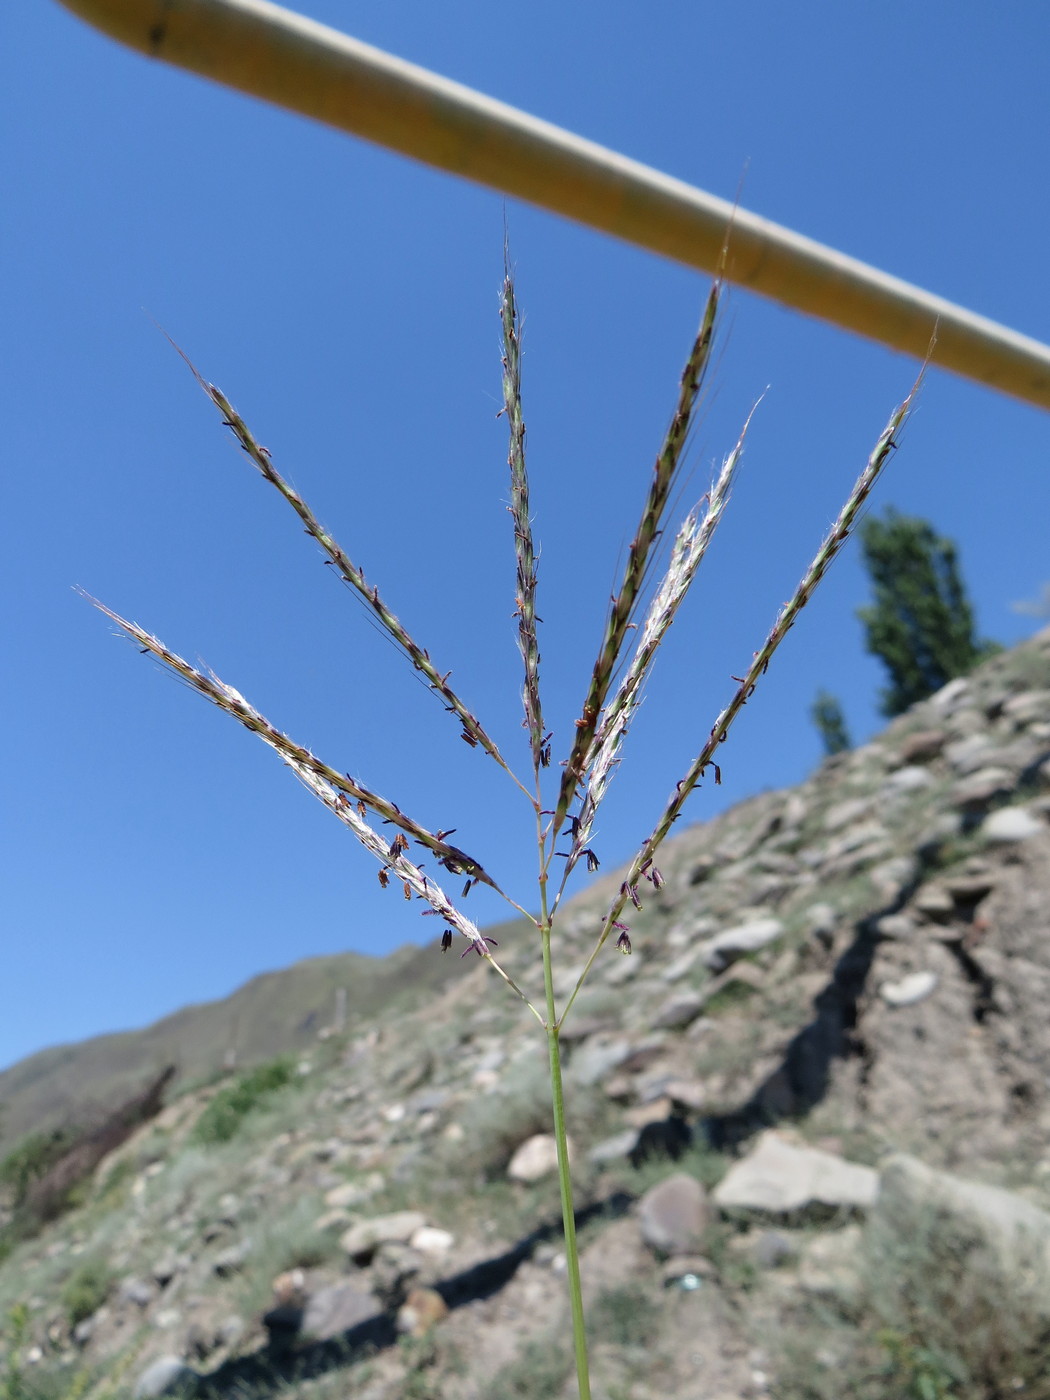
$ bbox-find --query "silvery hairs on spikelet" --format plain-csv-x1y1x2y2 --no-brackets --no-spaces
552,279,722,840
561,378,920,1012
557,406,758,896
80,594,538,1015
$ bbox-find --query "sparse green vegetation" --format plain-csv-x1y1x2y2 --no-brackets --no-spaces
443,1057,553,1182
238,1195,341,1315
397,1336,461,1400
0,1303,29,1400
704,1220,759,1295
0,1132,75,1207
703,979,759,1017
91,1153,137,1210
622,1140,730,1198
481,1335,574,1400
774,1203,1050,1400
193,1058,297,1145
590,1283,660,1349
61,1257,115,1327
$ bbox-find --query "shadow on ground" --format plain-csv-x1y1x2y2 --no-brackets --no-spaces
194,1193,633,1397
703,871,926,1149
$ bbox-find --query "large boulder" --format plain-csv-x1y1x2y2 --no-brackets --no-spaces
862,1154,1050,1360
713,1131,877,1220
637,1173,709,1256
875,1154,1050,1282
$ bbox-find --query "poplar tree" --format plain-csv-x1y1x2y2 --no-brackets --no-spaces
811,690,851,754
857,508,997,716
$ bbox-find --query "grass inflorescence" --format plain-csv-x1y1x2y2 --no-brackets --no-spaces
87,266,918,1399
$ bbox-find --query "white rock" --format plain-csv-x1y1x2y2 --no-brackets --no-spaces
324,1181,369,1209
605,953,640,986
930,676,971,710
981,806,1044,843
913,882,954,916
300,1281,377,1339
944,733,995,774
952,766,1013,806
410,1226,454,1255
822,820,888,860
1001,689,1050,724
507,1133,569,1183
313,1208,352,1233
869,855,920,903
882,764,934,794
340,1211,427,1259
652,991,705,1029
879,970,938,1007
701,918,784,972
713,1130,877,1217
822,797,872,832
873,913,916,941
567,1037,633,1086
804,903,838,941
587,1130,640,1165
661,947,703,983
118,1277,153,1308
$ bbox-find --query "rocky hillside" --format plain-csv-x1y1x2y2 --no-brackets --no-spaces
3,625,1050,1400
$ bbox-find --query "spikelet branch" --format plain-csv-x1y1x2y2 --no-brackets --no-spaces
166,342,521,791
501,266,546,780
286,757,541,1019
552,279,721,837
557,407,754,890
560,381,919,1022
80,593,507,894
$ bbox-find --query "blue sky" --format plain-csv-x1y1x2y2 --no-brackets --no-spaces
3,1,1048,1076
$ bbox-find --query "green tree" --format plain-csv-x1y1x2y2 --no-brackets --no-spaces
857,509,998,717
811,689,851,755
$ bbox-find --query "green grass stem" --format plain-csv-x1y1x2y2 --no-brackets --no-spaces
541,925,591,1400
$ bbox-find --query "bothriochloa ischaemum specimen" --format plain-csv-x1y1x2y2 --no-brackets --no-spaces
85,263,917,1400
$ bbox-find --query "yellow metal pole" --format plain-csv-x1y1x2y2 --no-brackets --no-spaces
56,0,1050,411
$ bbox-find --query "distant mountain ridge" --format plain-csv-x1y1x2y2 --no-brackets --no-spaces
0,939,491,1148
